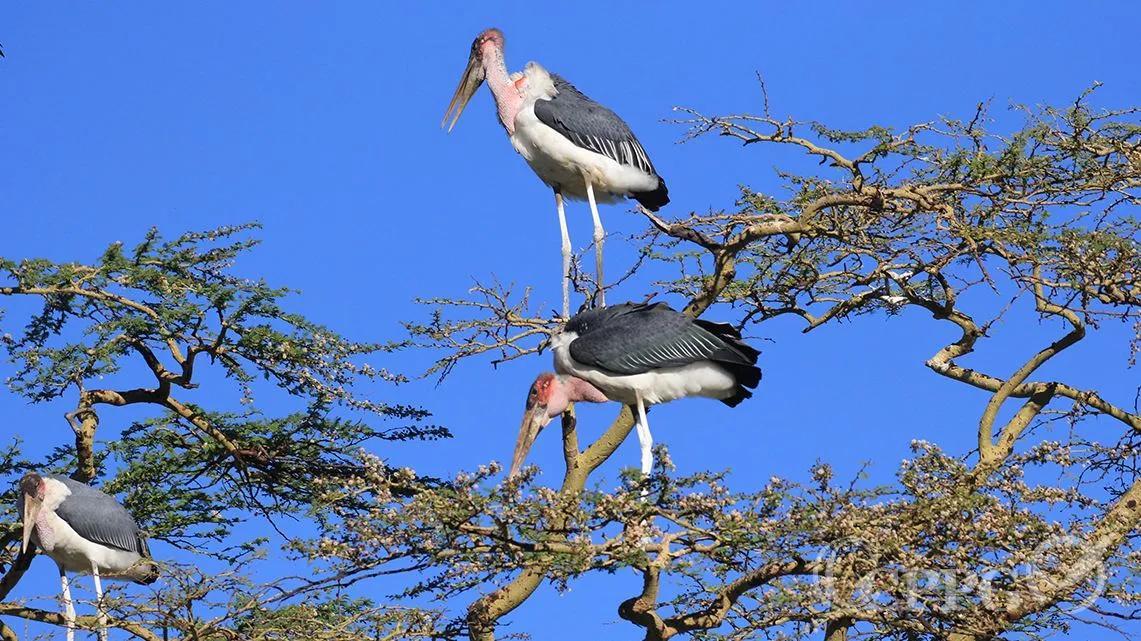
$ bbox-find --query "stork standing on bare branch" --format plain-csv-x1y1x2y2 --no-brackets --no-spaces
442,28,669,317
18,472,160,641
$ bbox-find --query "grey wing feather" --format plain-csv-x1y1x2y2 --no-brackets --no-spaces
534,75,658,176
49,475,149,557
567,303,753,375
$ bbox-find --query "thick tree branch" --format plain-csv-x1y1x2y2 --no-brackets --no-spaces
467,407,636,640
0,605,161,641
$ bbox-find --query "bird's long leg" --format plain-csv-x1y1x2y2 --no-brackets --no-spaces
555,189,571,319
634,391,652,476
59,567,75,641
585,180,605,306
91,562,108,641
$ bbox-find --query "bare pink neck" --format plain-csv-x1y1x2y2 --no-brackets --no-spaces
542,375,608,419
482,47,521,135
565,377,609,404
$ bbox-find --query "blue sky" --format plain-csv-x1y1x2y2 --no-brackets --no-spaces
2,2,1138,639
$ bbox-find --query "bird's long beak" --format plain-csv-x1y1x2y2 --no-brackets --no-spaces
21,494,40,554
509,405,550,478
442,52,485,132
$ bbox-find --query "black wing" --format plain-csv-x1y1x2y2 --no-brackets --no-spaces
50,475,149,557
566,303,760,383
534,74,658,177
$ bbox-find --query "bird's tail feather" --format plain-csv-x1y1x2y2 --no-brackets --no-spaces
107,559,160,585
720,385,753,407
695,319,763,390
632,177,669,211
719,361,762,390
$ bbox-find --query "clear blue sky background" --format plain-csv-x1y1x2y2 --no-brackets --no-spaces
1,3,1138,639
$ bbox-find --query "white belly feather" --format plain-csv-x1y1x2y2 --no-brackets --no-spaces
510,103,658,202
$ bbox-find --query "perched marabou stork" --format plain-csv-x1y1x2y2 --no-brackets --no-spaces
442,28,669,317
510,303,761,477
18,472,159,641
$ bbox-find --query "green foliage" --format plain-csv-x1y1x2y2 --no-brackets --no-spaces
0,224,448,638
1,225,426,413
1,87,1138,641
393,87,1139,640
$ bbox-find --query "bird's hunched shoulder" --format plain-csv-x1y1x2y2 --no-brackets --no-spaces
565,303,757,376
533,74,658,176
49,474,148,556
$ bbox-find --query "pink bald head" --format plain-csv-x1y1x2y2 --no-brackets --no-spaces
525,372,566,418
19,472,47,554
443,27,519,134
19,472,45,500
510,374,609,477
475,28,504,53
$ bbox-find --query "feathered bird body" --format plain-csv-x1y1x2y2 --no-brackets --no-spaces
510,63,668,210
513,303,762,476
551,302,761,407
19,474,158,583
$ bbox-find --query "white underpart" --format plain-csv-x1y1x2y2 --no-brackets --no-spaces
34,478,145,576
552,332,739,475
510,62,658,202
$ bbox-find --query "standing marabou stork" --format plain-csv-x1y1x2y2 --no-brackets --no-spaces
510,302,761,477
442,28,669,317
18,472,160,641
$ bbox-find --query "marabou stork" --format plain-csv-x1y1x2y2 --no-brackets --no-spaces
442,28,669,317
510,302,761,477
18,472,160,641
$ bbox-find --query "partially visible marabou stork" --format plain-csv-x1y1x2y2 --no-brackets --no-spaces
442,28,669,317
18,472,160,641
510,302,761,477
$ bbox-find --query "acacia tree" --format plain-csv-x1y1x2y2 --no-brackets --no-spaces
0,225,447,640
1,87,1138,641
311,87,1139,640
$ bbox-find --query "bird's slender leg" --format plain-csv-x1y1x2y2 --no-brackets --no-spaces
585,180,605,306
634,391,652,476
91,562,108,641
59,567,75,641
555,189,571,319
